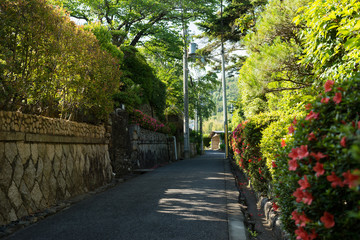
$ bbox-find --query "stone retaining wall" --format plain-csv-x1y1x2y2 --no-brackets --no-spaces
110,111,178,175
129,125,175,169
0,111,113,226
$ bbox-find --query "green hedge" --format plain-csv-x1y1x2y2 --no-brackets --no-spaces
0,0,122,123
231,112,280,194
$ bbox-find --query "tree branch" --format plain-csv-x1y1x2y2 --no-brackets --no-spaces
264,86,307,93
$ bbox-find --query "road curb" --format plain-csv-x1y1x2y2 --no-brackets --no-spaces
224,159,247,240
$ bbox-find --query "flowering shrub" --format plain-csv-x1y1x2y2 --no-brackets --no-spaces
231,113,278,193
273,79,360,239
130,109,170,134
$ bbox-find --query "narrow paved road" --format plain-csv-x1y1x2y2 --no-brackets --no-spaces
5,151,242,240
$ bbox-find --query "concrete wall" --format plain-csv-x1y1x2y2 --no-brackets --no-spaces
0,111,113,226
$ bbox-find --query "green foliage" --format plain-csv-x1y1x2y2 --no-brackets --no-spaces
189,71,220,121
203,136,211,148
238,0,314,119
53,0,219,47
260,111,305,178
198,0,267,42
0,0,122,123
295,0,360,82
120,46,166,119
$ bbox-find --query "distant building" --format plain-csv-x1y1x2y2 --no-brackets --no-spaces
210,131,224,150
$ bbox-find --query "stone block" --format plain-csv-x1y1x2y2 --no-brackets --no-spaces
16,205,28,220
0,158,12,189
0,142,4,161
31,181,43,208
30,144,39,164
36,157,44,181
0,188,11,215
57,172,66,195
9,208,17,222
13,158,24,187
46,144,55,162
54,144,62,159
41,180,50,201
17,142,31,165
5,142,18,162
42,154,53,181
37,143,46,160
19,181,33,209
8,181,23,209
53,155,61,177
66,154,74,176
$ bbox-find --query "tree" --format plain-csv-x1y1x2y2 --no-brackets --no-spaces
237,0,314,118
51,0,218,47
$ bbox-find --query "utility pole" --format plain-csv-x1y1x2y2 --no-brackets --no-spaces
182,9,190,159
221,0,228,159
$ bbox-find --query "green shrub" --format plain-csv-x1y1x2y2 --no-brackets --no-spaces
0,0,122,123
260,111,306,180
203,136,211,148
273,78,360,239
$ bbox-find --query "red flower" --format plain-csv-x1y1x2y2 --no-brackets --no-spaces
324,80,334,92
313,162,325,177
299,214,311,227
305,103,312,110
272,161,277,168
320,212,335,229
342,170,360,188
298,175,311,190
340,136,346,147
302,191,314,205
295,227,317,240
289,124,295,134
310,152,327,161
272,202,279,211
281,139,286,147
308,132,317,141
292,211,311,227
333,92,342,104
305,111,319,121
289,159,299,171
321,97,330,104
289,148,299,160
258,167,262,174
293,117,297,125
293,188,304,202
297,145,309,159
327,172,344,188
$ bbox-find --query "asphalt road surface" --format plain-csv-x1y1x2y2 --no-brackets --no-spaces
5,151,243,240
